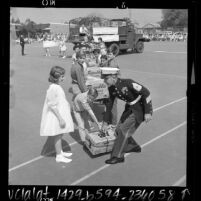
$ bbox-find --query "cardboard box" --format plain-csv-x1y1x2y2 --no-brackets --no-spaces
84,125,116,155
86,76,109,100
87,67,102,77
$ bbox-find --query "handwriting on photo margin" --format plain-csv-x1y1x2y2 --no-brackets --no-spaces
8,186,50,201
56,188,121,201
8,187,190,201
42,0,56,6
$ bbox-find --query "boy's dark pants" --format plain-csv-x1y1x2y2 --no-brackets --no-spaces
21,44,24,55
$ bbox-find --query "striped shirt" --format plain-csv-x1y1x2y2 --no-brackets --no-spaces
73,91,91,112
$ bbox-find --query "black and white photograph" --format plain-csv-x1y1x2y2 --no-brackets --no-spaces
9,6,188,188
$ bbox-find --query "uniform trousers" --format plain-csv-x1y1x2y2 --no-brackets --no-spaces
111,98,118,125
111,107,142,158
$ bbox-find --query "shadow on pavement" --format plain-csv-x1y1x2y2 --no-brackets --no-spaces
69,129,83,146
40,136,72,157
82,145,111,159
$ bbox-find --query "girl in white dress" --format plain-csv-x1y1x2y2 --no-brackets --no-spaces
40,66,74,163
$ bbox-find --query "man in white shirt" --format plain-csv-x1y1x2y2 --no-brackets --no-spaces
79,24,90,36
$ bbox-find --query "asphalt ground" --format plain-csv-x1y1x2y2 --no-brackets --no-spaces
9,41,187,186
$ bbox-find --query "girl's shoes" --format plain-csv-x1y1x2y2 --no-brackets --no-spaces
56,154,72,163
61,150,73,157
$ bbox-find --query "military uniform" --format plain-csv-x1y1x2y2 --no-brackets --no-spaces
99,59,120,125
103,77,153,162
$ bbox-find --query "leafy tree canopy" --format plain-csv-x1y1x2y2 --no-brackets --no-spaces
160,9,188,29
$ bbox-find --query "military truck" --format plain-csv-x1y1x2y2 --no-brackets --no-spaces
68,18,149,56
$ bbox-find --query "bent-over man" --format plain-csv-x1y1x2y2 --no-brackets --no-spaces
101,67,153,164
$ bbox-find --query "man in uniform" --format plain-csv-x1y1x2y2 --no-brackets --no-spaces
20,35,25,56
101,67,153,164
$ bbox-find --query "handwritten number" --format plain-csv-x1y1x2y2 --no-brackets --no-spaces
128,190,135,201
57,189,67,199
167,190,175,201
113,188,121,199
68,190,74,200
122,2,125,9
158,189,166,200
148,190,155,201
75,189,82,200
96,189,103,199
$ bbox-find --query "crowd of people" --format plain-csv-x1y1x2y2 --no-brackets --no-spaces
143,32,188,42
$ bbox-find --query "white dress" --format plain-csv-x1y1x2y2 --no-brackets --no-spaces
40,84,74,136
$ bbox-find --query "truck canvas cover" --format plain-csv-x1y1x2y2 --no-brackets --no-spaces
93,35,119,42
93,27,118,35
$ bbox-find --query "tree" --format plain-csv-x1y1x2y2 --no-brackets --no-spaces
70,14,106,27
23,18,37,37
11,17,21,24
160,9,188,29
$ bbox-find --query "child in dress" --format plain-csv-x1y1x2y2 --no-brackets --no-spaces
40,66,74,163
59,38,67,59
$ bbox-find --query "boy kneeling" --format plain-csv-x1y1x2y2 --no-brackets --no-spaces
73,87,102,145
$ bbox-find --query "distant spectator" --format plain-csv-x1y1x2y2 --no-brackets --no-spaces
79,24,90,37
93,48,101,65
72,45,80,64
59,38,67,59
20,35,25,56
99,52,119,69
98,37,106,50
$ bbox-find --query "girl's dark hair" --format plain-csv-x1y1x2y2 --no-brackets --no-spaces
48,66,65,83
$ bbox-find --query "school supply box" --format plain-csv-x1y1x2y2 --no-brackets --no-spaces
84,125,116,155
86,75,109,100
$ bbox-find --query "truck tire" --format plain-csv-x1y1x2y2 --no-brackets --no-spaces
135,41,144,53
109,43,120,56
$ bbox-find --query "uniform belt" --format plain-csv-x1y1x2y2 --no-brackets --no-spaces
127,95,141,105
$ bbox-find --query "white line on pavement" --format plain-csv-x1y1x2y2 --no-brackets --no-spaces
154,51,187,54
9,141,78,172
123,69,187,79
71,121,186,185
172,175,186,186
154,97,186,112
9,97,186,173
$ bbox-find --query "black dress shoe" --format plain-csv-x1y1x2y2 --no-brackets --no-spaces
126,145,141,153
105,157,125,164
